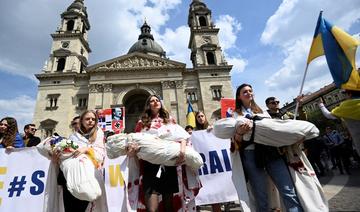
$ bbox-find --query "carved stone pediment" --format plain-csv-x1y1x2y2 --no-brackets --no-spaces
53,48,72,57
86,52,186,72
40,119,58,128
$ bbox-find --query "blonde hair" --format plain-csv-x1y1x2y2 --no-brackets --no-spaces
79,110,98,143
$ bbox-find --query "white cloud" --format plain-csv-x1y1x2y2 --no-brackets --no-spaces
0,0,183,75
261,0,360,101
157,26,191,65
228,57,248,74
214,15,247,73
216,15,242,50
0,95,36,131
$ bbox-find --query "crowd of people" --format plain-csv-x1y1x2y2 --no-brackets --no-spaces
1,83,359,212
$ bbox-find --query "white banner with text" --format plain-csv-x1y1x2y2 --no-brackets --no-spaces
191,130,238,205
0,132,239,210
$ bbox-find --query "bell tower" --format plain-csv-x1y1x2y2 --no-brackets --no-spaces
188,0,227,67
33,0,92,139
44,0,91,74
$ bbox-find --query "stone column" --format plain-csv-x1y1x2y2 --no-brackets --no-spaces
175,80,186,126
103,83,113,108
88,84,104,109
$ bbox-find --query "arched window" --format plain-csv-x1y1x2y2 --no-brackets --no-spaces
199,16,207,27
211,86,222,100
187,92,198,102
82,22,86,33
80,63,85,73
57,58,66,71
67,20,75,31
206,52,215,65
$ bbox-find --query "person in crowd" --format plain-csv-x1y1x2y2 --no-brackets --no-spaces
185,125,194,135
323,126,351,174
23,124,41,147
71,116,80,133
342,130,360,163
318,89,360,155
0,117,25,149
232,84,303,212
266,96,326,178
265,96,307,120
266,97,291,119
194,111,222,212
51,110,107,212
195,111,209,130
303,137,327,177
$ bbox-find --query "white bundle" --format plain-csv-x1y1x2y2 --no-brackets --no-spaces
37,137,101,201
106,124,202,170
60,154,102,201
213,117,319,147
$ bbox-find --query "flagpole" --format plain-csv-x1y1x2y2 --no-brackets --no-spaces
293,64,309,120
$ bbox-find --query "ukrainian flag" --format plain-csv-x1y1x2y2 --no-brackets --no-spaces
186,100,196,128
307,11,360,91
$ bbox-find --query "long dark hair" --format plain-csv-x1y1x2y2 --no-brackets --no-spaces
195,111,209,130
0,117,19,147
79,110,98,143
235,83,263,115
140,95,170,129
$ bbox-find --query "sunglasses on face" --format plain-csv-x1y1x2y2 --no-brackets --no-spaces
30,128,37,132
0,123,8,127
269,101,280,105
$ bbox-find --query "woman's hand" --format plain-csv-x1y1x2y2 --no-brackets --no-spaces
51,150,61,164
126,143,139,157
5,146,14,154
73,147,89,158
233,122,251,144
206,125,213,132
235,122,251,135
176,150,186,165
176,139,186,165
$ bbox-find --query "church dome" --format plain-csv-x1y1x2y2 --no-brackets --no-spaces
128,22,166,57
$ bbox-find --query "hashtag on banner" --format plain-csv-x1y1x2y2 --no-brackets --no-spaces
8,176,27,197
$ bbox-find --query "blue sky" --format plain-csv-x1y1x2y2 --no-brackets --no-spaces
0,0,359,129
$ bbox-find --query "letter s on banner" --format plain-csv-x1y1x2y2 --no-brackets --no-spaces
30,170,45,195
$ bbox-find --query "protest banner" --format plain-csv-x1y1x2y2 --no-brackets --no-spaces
220,98,235,118
0,148,50,211
191,130,238,205
97,107,125,133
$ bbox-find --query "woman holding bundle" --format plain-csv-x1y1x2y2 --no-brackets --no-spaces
48,110,107,212
232,83,303,212
128,94,200,212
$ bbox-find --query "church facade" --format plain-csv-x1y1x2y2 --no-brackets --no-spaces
33,0,233,138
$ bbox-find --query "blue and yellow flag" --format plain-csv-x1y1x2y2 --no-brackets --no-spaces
307,11,360,91
186,100,196,128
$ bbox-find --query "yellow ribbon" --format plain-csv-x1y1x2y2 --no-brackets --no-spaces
86,148,100,169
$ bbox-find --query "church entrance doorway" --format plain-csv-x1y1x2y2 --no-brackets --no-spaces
123,89,150,133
